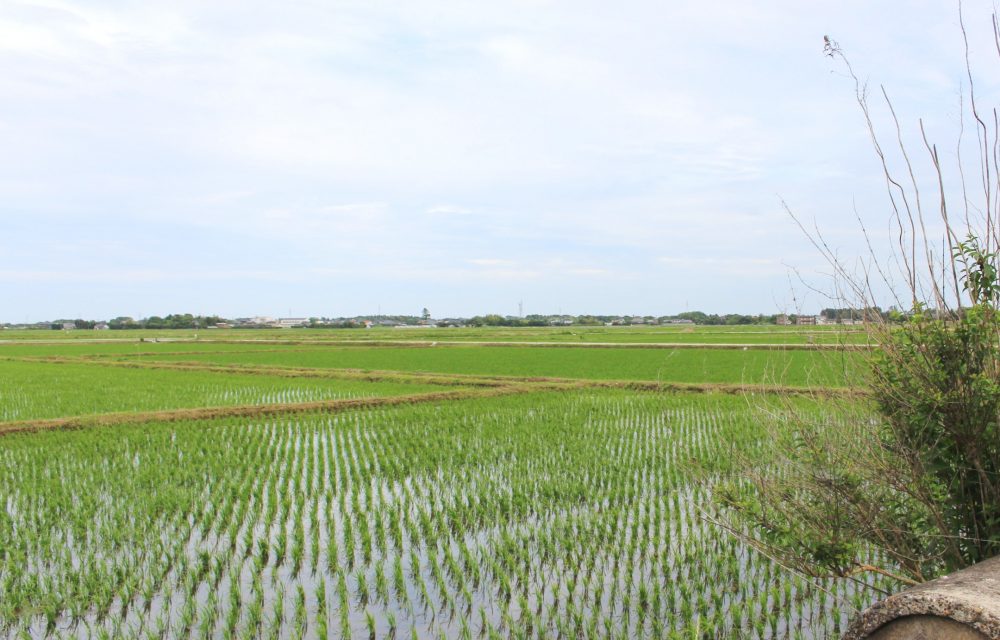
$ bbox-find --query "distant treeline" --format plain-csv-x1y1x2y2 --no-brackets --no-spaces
45,314,229,330
461,312,779,326
8,311,802,330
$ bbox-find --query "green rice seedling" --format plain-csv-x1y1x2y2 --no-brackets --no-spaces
326,533,340,576
339,605,351,640
374,561,390,604
365,609,377,640
390,508,404,551
392,556,407,603
337,570,350,611
268,584,285,640
291,508,305,575
244,573,264,634
293,584,307,638
196,590,219,640
343,518,356,570
385,611,397,639
408,548,420,580
478,607,489,636
274,529,287,569
310,524,321,575
177,597,197,635
315,577,328,640
372,506,387,555
416,574,432,612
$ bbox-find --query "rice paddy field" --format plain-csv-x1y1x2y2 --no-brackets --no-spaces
0,327,891,639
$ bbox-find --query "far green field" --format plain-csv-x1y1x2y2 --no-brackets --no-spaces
138,345,861,387
0,341,306,357
0,323,869,345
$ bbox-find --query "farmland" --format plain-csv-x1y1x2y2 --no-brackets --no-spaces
0,360,461,423
130,344,861,388
0,327,888,638
0,323,868,345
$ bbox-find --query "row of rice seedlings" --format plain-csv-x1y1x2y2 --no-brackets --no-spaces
0,390,893,638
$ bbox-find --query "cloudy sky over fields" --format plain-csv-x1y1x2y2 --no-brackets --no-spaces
1,0,997,320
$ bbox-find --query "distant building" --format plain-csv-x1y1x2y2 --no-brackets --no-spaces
796,315,817,326
94,322,110,330
776,314,791,325
276,318,308,328
62,322,75,330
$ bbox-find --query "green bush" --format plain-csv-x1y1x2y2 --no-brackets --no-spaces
717,237,999,585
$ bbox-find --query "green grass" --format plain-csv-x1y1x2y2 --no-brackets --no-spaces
140,344,862,387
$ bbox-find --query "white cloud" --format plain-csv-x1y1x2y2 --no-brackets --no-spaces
480,36,534,69
656,257,789,277
426,205,473,215
468,258,515,266
0,268,342,284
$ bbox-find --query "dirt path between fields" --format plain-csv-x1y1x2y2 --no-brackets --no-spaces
0,386,541,436
0,338,871,351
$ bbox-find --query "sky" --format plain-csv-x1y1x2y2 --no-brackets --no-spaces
1,0,997,321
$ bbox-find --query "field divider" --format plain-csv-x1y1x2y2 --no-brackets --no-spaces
0,338,873,350
260,339,870,350
0,385,540,436
1,356,512,388
122,339,871,350
561,379,868,398
75,347,341,358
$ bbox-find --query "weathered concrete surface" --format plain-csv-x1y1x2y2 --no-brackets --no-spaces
865,616,987,639
844,556,1000,639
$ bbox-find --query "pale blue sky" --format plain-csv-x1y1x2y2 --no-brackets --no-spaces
1,0,996,321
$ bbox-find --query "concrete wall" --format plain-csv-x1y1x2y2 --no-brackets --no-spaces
844,556,1000,640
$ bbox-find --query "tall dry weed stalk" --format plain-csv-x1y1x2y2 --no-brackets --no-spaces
716,4,1000,588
